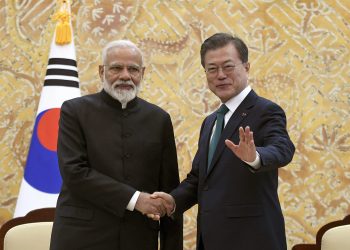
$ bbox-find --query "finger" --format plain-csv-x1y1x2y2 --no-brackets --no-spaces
148,202,159,214
239,127,245,142
166,202,175,215
161,199,174,215
166,210,173,217
152,192,175,215
244,126,251,143
156,201,166,216
153,214,161,220
147,213,155,219
147,213,160,221
249,131,254,146
149,207,162,218
152,214,160,221
151,198,167,216
154,192,173,204
156,196,174,215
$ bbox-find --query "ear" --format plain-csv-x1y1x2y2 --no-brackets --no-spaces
141,66,146,79
99,65,104,82
244,62,250,73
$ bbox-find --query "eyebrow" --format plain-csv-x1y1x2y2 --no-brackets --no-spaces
207,60,235,66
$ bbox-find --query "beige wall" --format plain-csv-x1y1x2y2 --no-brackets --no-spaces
0,1,349,249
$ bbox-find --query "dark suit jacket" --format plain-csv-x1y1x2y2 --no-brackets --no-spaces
171,90,295,250
50,90,183,250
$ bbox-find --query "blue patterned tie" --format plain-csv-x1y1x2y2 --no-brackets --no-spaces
207,104,229,171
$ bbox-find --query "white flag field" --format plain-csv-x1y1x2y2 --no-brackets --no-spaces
14,0,80,217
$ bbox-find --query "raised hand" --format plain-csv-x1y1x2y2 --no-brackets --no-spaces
147,192,176,220
225,126,256,162
134,192,166,217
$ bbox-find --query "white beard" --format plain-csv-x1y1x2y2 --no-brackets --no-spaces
103,76,140,108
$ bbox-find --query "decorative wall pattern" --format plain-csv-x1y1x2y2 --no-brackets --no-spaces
0,1,349,249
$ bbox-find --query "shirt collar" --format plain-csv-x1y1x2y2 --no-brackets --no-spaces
224,85,252,113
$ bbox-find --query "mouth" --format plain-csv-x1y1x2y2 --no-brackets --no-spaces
216,83,230,88
115,84,134,91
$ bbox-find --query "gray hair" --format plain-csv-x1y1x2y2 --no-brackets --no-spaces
102,40,143,65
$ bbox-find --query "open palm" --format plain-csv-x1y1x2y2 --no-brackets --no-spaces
225,126,256,162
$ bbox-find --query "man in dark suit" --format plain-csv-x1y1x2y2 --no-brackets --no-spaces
151,33,295,250
50,40,182,250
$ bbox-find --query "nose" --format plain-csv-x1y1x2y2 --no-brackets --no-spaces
119,67,132,80
217,67,227,79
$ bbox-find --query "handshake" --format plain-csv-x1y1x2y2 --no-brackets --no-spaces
134,192,175,221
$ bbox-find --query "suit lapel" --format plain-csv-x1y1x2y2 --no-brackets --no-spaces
206,90,258,177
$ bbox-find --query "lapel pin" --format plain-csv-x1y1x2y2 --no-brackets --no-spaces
241,112,247,117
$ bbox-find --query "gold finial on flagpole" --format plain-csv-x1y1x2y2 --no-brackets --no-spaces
53,0,72,45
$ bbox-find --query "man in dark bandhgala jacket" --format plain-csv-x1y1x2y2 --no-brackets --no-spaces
50,40,182,250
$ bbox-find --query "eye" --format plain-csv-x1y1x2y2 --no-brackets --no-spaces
109,65,123,72
207,67,218,73
128,66,140,74
223,65,235,71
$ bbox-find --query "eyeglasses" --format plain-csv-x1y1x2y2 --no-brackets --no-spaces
104,64,142,77
205,63,244,76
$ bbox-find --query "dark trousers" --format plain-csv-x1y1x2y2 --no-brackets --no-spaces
198,234,205,250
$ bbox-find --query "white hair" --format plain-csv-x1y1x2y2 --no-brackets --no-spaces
102,40,143,65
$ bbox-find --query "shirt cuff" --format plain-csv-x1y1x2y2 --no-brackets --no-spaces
126,191,140,211
243,151,261,169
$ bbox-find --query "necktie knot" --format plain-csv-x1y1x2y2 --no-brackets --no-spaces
217,104,229,115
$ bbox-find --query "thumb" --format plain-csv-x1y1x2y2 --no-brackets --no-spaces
150,191,163,199
225,139,235,149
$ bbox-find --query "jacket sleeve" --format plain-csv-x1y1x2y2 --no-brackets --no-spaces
170,117,208,215
57,100,136,217
254,102,295,172
159,114,183,250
